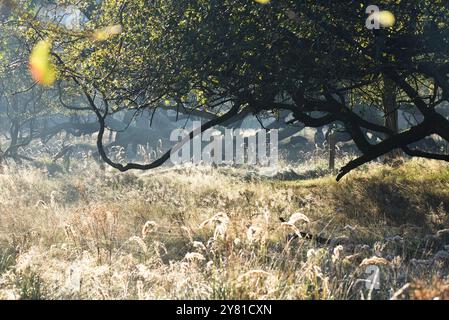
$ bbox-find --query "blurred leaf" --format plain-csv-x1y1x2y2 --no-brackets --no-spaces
29,40,56,86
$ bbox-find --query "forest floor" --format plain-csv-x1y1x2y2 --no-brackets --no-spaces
1,157,449,300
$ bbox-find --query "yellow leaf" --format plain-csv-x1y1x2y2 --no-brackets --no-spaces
378,11,395,27
29,40,56,86
371,11,396,28
92,24,123,41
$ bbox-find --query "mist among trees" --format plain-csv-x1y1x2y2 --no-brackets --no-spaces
1,0,449,301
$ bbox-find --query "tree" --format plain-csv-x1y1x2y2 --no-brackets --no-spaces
7,0,449,180
0,4,56,163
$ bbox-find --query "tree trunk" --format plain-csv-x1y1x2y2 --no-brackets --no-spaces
382,73,401,159
328,132,336,170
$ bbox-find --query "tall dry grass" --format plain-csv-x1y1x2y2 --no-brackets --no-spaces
0,158,449,300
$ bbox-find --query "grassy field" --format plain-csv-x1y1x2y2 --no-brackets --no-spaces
1,158,449,300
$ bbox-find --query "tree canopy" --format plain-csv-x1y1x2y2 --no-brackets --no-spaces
2,0,449,179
